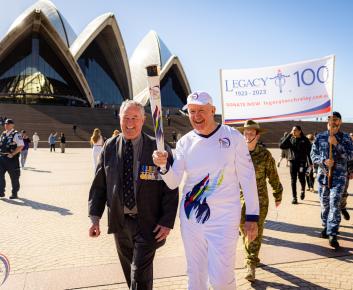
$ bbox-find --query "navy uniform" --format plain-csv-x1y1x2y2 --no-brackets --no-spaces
310,112,353,248
340,160,353,220
0,119,24,199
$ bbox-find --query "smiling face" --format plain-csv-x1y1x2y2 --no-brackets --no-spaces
120,104,145,140
188,104,216,135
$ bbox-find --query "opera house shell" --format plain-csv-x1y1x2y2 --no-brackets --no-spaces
130,31,191,107
0,0,190,108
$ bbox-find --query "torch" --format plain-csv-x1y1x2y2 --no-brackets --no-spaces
146,65,166,171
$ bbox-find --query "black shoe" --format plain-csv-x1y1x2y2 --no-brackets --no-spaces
0,192,4,198
292,198,298,204
329,235,340,249
320,228,328,239
341,209,350,221
9,195,18,199
300,191,305,200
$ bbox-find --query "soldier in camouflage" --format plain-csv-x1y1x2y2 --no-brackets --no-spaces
238,120,283,282
311,112,353,249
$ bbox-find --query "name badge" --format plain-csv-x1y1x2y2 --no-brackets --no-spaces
139,165,162,180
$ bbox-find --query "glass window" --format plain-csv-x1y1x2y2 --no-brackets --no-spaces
160,65,188,108
0,34,88,106
78,39,124,105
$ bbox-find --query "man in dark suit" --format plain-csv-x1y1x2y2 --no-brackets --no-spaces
88,100,178,290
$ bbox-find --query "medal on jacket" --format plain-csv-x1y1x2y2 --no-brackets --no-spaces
139,165,161,180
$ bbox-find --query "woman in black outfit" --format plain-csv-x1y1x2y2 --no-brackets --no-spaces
305,134,315,192
280,125,312,204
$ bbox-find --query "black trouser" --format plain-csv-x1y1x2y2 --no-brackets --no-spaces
0,156,20,195
306,169,315,189
289,160,306,198
114,215,164,290
50,144,55,152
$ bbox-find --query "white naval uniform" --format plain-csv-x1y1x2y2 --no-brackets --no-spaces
162,124,259,290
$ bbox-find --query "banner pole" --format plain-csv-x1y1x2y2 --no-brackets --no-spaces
219,69,225,125
328,55,336,189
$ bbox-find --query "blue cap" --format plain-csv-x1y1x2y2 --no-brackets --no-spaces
332,111,342,119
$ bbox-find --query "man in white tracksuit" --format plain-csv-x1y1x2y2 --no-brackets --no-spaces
153,91,259,290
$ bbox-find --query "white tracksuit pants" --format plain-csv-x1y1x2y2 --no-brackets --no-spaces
180,203,241,290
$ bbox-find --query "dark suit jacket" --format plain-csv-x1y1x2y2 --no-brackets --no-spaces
88,132,179,241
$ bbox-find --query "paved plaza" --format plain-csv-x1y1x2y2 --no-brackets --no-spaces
0,148,353,290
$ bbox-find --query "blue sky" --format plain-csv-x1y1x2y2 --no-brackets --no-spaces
1,0,353,120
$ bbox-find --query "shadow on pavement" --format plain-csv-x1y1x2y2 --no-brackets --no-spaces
23,167,51,173
265,220,353,239
262,235,353,258
341,225,353,229
265,220,322,238
249,264,330,289
308,199,320,203
0,197,73,216
298,202,321,207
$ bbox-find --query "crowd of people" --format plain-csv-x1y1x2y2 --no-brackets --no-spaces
86,92,352,290
0,118,74,199
0,115,122,200
1,92,353,289
278,119,353,225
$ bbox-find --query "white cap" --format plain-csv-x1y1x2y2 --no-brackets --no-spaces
182,91,214,110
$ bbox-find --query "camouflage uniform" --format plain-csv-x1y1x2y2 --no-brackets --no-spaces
311,131,353,236
240,144,283,267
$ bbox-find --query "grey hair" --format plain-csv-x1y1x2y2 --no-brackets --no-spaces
119,100,145,117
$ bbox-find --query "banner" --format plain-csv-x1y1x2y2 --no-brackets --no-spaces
220,55,335,124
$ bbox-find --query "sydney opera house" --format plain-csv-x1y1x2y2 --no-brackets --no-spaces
0,0,191,108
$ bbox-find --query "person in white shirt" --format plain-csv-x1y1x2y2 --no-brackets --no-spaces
153,91,259,290
90,128,104,171
32,132,40,150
